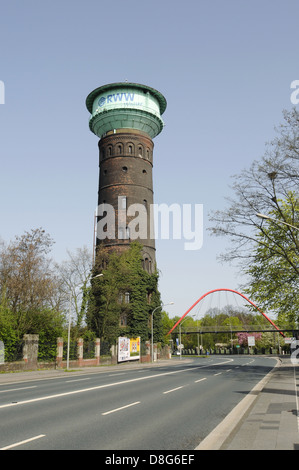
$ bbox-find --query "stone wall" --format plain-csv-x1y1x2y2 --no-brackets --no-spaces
0,336,170,372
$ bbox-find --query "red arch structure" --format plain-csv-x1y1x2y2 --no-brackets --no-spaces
167,288,285,337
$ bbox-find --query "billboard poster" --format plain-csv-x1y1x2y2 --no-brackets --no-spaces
118,337,140,362
130,337,140,360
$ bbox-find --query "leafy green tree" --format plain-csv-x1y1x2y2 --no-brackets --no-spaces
0,228,61,337
160,311,175,346
0,229,65,359
0,294,18,361
244,193,298,322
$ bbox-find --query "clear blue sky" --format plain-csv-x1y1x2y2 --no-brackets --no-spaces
0,0,298,319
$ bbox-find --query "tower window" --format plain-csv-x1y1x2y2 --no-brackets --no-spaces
120,313,127,327
142,255,152,273
118,293,130,305
122,166,128,172
143,169,147,174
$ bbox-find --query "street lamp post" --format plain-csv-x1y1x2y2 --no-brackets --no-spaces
66,273,103,370
256,213,299,252
178,315,192,360
151,302,174,363
256,213,299,231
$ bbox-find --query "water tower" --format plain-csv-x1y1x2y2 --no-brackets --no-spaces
86,82,167,272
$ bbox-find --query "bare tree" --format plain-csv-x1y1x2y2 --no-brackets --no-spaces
208,109,299,320
209,108,298,266
56,246,93,330
0,228,61,336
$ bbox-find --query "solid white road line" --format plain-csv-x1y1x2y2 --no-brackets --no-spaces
0,434,46,450
102,401,140,415
0,386,37,393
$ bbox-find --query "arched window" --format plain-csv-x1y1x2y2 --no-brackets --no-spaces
143,255,152,273
120,313,127,327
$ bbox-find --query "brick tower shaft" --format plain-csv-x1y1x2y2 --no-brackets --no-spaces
97,129,156,272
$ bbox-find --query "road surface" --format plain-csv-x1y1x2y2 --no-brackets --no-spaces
0,356,277,450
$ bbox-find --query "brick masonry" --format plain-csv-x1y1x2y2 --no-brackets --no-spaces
96,129,156,273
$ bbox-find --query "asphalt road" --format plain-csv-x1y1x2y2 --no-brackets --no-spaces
0,356,277,450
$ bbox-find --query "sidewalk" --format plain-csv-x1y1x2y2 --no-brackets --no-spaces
197,356,299,450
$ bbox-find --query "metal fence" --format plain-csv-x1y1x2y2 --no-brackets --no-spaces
83,341,95,359
100,340,112,357
63,341,78,361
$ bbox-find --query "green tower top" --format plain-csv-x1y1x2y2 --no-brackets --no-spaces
86,82,167,139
